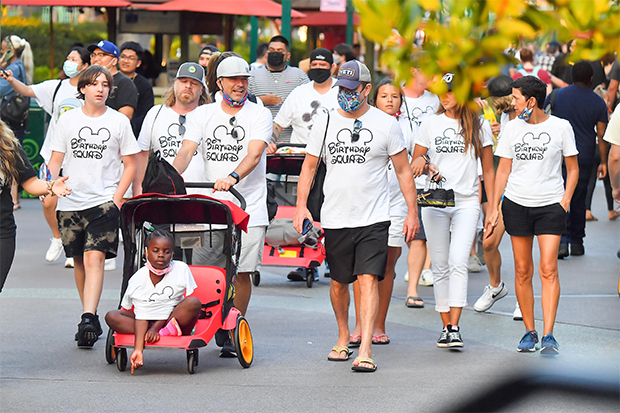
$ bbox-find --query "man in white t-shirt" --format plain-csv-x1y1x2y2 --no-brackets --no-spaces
294,61,419,373
270,48,339,151
47,66,140,348
134,62,209,196
173,56,272,357
402,68,441,129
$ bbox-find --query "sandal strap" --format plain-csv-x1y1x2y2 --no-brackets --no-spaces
331,346,350,354
353,356,376,367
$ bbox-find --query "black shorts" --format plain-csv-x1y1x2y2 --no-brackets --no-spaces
502,197,566,237
323,221,390,284
57,201,120,259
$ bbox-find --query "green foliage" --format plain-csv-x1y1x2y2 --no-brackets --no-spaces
354,0,620,103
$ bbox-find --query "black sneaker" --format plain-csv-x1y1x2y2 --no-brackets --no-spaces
219,337,237,358
570,244,584,256
76,314,103,340
77,313,99,348
558,244,569,259
447,326,464,348
437,327,449,348
287,267,305,281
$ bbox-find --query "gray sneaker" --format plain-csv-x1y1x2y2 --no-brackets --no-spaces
447,328,464,348
437,328,449,348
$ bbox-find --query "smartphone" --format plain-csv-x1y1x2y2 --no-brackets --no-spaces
302,218,313,235
0,68,7,77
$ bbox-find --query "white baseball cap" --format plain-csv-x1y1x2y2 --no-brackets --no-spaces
217,56,251,78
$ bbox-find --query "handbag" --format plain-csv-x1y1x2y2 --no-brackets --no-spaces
0,65,30,128
417,176,455,208
142,150,186,195
307,112,329,222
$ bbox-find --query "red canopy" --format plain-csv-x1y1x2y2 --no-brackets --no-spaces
2,0,130,6
292,11,359,27
148,0,305,18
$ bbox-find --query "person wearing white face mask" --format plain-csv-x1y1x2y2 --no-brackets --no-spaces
0,46,90,267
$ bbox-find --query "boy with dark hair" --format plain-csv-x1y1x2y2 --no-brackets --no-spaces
119,41,154,137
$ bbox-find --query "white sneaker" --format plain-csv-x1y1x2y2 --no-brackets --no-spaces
65,257,74,268
468,255,482,273
419,269,434,286
104,258,116,271
513,302,523,320
45,238,64,262
474,282,508,312
404,271,409,282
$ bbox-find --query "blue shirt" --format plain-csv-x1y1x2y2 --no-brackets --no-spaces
545,84,608,165
0,58,25,99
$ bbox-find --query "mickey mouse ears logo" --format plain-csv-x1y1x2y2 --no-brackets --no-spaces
522,132,551,146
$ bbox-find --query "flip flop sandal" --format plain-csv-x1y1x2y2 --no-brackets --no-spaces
327,346,353,361
405,296,424,308
348,334,361,348
351,356,377,372
372,334,390,345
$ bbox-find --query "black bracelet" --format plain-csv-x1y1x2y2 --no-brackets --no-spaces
421,154,430,165
229,171,240,184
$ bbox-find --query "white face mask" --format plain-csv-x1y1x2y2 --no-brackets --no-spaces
333,54,343,65
63,60,80,78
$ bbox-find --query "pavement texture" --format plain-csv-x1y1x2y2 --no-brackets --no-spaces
1,181,619,412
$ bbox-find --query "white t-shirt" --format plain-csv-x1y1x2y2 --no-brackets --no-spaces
50,107,140,211
184,101,273,227
495,116,578,207
31,79,84,162
120,260,197,320
387,115,416,217
402,90,440,128
137,105,206,193
416,113,494,200
603,105,620,146
306,107,405,229
274,79,339,145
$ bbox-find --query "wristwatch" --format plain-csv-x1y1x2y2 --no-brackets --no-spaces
229,171,240,184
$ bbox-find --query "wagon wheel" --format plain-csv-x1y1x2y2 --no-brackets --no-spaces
233,316,253,368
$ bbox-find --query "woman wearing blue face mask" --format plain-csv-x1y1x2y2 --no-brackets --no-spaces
0,46,89,267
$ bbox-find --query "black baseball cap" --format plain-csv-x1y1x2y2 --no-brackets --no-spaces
487,75,513,97
310,48,333,65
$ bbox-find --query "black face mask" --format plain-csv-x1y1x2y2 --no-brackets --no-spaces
267,52,285,68
307,68,331,84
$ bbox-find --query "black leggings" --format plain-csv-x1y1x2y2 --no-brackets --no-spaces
0,236,16,293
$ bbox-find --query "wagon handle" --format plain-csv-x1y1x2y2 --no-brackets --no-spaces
185,182,246,211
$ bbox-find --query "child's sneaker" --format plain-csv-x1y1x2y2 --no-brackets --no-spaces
159,318,182,336
517,330,538,352
540,333,559,355
77,313,99,348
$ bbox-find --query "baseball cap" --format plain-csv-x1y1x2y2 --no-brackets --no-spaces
334,60,371,89
176,62,205,83
87,40,119,58
442,72,455,91
310,48,333,65
487,75,513,97
217,56,251,78
200,45,219,57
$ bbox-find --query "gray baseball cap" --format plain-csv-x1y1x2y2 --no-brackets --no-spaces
217,56,251,78
334,60,372,89
176,62,205,83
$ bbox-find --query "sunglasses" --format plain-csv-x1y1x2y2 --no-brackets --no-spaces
351,119,363,142
179,114,186,135
229,116,243,141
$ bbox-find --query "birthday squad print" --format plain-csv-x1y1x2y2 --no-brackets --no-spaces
514,132,550,160
409,106,435,127
328,127,374,164
204,123,245,162
71,127,111,159
435,128,465,153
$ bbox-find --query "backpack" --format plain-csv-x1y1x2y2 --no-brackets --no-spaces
0,65,30,128
141,150,186,195
517,67,541,79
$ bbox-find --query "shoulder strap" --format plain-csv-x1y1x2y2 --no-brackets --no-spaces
402,94,414,132
149,104,165,142
248,93,257,104
52,79,65,108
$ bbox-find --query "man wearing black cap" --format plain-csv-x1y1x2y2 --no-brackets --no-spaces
88,40,138,120
198,45,219,73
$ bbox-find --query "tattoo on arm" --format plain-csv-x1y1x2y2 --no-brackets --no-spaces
271,124,282,144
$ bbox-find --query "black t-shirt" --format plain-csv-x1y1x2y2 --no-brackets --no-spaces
130,73,155,138
107,72,138,113
0,145,36,238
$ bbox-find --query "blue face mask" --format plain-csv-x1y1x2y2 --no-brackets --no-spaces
338,89,364,113
518,106,533,121
63,60,80,78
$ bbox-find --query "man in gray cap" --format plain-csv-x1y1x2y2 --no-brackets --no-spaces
174,56,272,357
294,60,419,372
134,62,210,195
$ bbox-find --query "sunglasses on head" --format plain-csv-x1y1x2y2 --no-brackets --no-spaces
351,119,363,142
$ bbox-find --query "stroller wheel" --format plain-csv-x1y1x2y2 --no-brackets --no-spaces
251,271,261,287
234,316,253,368
187,350,198,374
305,268,315,288
116,348,127,372
105,330,116,364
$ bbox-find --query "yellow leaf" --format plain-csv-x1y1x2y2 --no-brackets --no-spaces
416,0,441,11
569,0,594,27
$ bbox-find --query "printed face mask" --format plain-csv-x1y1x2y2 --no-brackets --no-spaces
307,68,331,84
518,105,533,121
63,60,80,78
222,88,248,108
267,52,285,68
338,89,364,113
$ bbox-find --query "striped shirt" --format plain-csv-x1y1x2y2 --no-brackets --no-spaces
248,65,309,143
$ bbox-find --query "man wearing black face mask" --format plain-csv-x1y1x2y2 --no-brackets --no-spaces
270,48,338,153
248,35,309,143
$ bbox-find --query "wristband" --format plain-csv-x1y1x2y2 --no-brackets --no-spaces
229,171,240,184
421,154,430,165
46,180,57,197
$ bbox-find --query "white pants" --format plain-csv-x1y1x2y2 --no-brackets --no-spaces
422,197,480,312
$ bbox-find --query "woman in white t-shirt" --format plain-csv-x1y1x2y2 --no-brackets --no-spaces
0,46,90,265
105,229,201,373
411,73,495,349
486,76,578,355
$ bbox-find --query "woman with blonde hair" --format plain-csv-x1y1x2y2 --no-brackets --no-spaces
0,120,71,292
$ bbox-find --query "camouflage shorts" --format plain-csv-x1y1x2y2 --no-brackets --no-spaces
57,201,120,259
